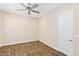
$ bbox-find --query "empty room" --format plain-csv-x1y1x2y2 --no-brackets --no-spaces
0,3,79,56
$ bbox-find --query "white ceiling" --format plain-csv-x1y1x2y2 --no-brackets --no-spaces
0,3,63,17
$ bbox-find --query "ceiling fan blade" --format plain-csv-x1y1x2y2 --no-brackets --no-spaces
17,9,27,11
31,10,40,14
31,4,38,9
20,3,27,8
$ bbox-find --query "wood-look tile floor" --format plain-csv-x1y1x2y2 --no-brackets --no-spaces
0,41,66,56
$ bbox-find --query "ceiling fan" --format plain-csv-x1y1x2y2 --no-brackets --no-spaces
17,3,40,15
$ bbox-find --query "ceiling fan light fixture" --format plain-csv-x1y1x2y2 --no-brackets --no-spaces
18,3,40,15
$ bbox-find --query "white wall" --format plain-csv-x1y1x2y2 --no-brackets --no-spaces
38,4,79,55
39,12,58,49
0,11,38,46
74,4,79,56
0,12,1,45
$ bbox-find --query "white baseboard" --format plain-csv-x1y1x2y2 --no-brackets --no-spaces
0,39,37,47
0,39,59,51
38,39,60,51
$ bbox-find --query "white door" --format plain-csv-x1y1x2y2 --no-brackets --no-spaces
57,9,74,56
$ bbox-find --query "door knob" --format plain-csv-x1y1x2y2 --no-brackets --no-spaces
69,40,72,41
